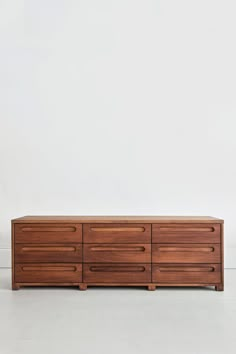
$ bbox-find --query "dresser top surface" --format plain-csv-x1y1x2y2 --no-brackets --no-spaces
12,216,224,224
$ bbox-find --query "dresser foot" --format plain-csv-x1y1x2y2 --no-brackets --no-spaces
12,283,20,290
148,285,156,291
79,284,87,291
215,284,224,291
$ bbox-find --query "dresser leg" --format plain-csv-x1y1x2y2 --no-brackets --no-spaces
79,284,87,291
12,283,20,290
215,284,224,291
148,285,156,291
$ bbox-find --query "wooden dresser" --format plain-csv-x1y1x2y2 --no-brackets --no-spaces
11,216,224,291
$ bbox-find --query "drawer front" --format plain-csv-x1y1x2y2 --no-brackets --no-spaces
152,264,221,283
152,224,221,243
15,244,82,263
15,263,82,283
152,244,221,263
15,224,82,243
83,244,151,263
83,224,151,243
83,263,151,283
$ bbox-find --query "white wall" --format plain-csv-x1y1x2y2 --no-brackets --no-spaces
0,0,236,268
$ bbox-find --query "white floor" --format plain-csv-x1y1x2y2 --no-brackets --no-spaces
0,269,235,354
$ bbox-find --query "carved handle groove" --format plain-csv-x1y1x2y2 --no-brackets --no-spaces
90,246,145,252
158,247,214,252
21,266,77,272
89,266,146,273
160,227,215,232
21,246,77,252
21,227,76,232
157,266,215,273
90,227,145,232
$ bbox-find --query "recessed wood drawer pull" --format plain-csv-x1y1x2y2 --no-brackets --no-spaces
21,266,77,272
90,227,145,232
157,267,215,273
158,247,214,252
89,266,146,273
160,227,215,232
90,246,145,252
21,227,77,232
21,246,77,252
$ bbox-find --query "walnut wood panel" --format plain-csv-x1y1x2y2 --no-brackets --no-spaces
15,223,82,243
15,263,82,283
12,216,224,291
152,244,221,263
15,244,82,263
13,283,81,289
83,224,151,243
12,222,15,290
152,264,221,283
152,224,221,243
12,216,224,224
83,263,151,283
83,244,151,263
220,223,224,291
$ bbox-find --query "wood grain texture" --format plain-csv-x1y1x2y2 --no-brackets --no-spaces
12,216,224,291
12,216,224,224
152,244,221,263
14,283,81,288
220,223,224,291
63,283,218,288
15,282,219,288
83,243,151,263
11,221,16,290
15,263,82,283
83,223,151,243
15,223,82,243
83,263,151,283
15,243,82,263
152,224,221,243
152,264,221,283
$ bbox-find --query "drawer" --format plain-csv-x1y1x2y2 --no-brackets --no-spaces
152,244,221,263
152,224,221,243
15,224,82,243
83,224,151,243
83,244,151,263
83,263,151,283
15,263,82,283
152,264,221,284
15,244,82,263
